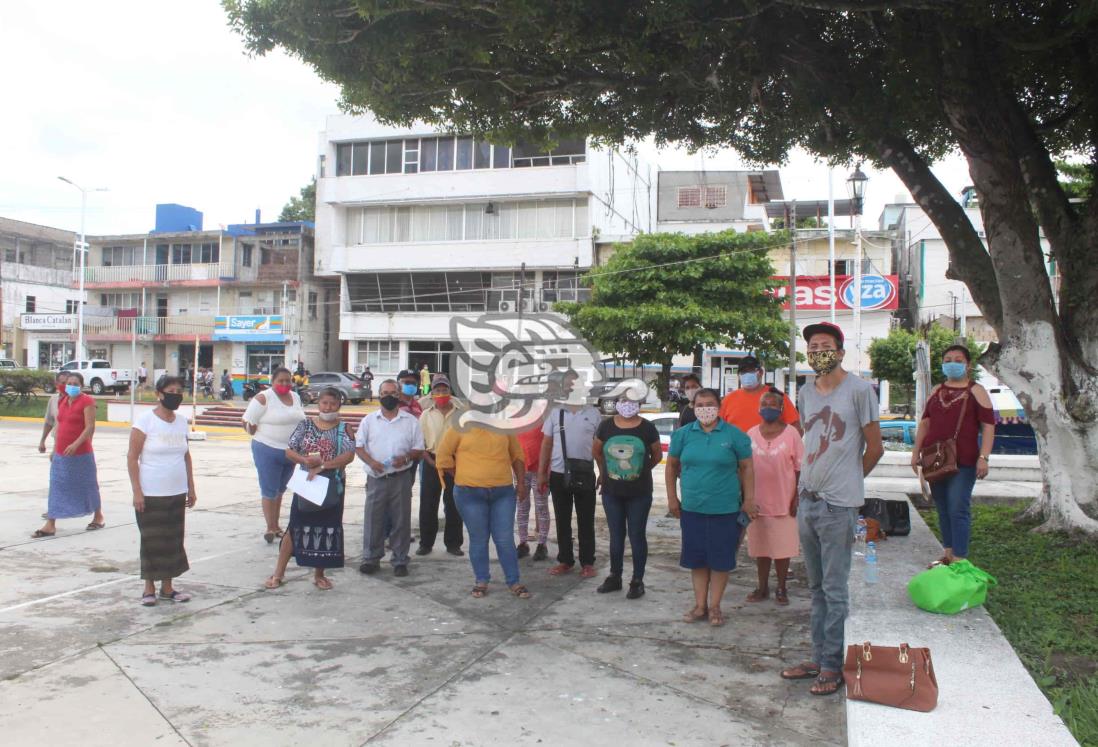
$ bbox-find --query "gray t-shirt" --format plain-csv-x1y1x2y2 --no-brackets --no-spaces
797,374,879,507
542,406,602,473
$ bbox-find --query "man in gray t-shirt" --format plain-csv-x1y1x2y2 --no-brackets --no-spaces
781,322,883,696
538,404,602,573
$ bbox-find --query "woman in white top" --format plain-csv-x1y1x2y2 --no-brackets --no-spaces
243,367,306,544
127,376,197,607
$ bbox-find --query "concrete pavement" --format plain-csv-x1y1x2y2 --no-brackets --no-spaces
0,421,843,746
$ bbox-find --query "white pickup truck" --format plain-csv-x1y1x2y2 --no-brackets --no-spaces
55,360,133,395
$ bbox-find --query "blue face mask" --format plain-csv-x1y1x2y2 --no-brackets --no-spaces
64,384,81,398
760,407,782,423
401,383,418,396
740,371,759,389
941,362,967,380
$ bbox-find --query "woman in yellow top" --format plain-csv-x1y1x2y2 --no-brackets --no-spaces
436,424,530,599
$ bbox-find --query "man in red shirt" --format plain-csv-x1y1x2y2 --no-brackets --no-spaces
719,356,802,434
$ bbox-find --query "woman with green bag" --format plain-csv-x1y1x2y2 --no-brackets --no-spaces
908,559,998,614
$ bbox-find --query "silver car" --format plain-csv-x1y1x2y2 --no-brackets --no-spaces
303,372,368,405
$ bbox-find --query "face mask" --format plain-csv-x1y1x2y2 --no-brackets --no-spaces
56,383,66,393
64,384,81,398
161,392,183,411
942,362,967,380
695,405,719,425
807,350,841,375
379,394,401,411
433,394,451,408
401,383,418,396
272,383,292,395
615,400,641,418
740,372,759,389
685,388,699,402
318,410,341,422
760,407,782,423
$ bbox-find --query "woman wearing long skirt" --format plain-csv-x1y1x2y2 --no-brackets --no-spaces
265,387,356,591
128,376,197,606
33,372,104,538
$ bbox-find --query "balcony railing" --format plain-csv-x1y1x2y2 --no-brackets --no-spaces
82,262,226,284
82,315,216,339
1,261,74,287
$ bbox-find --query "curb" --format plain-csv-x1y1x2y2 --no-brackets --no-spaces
0,415,244,434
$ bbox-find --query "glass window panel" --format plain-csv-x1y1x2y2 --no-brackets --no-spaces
377,272,415,311
393,207,412,242
385,140,403,174
536,202,557,238
410,273,447,311
555,202,573,237
437,137,454,170
492,144,510,168
447,206,464,240
352,143,370,175
404,139,418,173
553,137,586,155
363,208,380,243
369,142,386,174
512,142,545,159
377,207,393,243
575,199,588,236
531,156,551,167
447,272,489,311
497,203,515,239
336,144,352,176
474,140,491,169
420,137,437,171
465,206,482,240
428,206,448,241
515,202,538,239
455,136,473,169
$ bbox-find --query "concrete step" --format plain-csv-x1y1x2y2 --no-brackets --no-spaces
878,451,1041,483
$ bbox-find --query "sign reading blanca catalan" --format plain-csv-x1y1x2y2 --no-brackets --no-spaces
770,275,899,311
20,313,77,331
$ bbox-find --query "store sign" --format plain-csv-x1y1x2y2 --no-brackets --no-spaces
20,313,76,331
771,275,899,311
212,315,284,341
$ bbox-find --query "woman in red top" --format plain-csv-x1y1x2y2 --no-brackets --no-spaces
32,372,105,538
515,420,551,561
911,345,995,566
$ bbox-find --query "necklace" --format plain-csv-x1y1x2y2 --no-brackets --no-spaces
937,386,969,411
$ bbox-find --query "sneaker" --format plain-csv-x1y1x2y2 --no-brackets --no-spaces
415,546,432,556
533,543,548,561
626,579,645,599
548,563,575,576
517,542,530,559
394,565,409,577
359,561,380,575
580,564,597,579
446,547,465,556
597,575,623,593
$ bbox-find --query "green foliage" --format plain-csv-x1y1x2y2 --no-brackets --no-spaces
923,506,1098,746
770,216,827,230
556,231,791,389
278,178,315,222
0,369,54,395
869,323,982,400
1057,160,1094,201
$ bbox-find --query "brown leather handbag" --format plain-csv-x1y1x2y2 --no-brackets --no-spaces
919,390,969,484
843,642,938,712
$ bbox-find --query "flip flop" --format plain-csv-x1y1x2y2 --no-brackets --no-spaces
263,531,276,544
313,577,333,590
86,522,105,531
708,607,725,627
471,584,488,598
510,584,531,599
264,576,284,589
682,607,708,623
141,593,158,607
31,529,55,538
159,590,191,603
810,672,844,696
775,588,790,606
781,662,821,680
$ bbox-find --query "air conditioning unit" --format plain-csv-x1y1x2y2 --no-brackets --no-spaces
498,300,516,313
521,299,551,313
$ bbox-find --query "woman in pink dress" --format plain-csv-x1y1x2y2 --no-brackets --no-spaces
745,388,803,606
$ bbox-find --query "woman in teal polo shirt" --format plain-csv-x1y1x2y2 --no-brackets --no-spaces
666,388,756,626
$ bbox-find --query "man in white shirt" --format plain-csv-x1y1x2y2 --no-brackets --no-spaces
355,379,425,576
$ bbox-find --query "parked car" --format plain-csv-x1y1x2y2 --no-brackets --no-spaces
0,358,20,370
53,360,132,395
597,377,662,415
879,419,917,446
303,371,367,404
641,412,679,453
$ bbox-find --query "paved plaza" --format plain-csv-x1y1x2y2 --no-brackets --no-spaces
0,421,842,746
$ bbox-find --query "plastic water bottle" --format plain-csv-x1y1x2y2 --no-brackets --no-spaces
855,516,867,557
865,541,879,584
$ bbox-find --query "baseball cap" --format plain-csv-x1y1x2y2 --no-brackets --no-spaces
737,355,760,373
397,369,418,381
802,322,845,348
431,373,451,389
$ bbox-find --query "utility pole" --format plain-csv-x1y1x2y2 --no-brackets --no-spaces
827,167,836,324
58,177,107,368
959,287,967,338
787,202,798,403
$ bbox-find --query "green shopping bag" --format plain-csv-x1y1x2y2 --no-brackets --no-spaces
907,559,998,614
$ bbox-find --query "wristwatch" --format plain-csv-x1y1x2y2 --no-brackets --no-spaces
977,455,990,463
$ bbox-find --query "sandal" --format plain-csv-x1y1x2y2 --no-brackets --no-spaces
31,529,55,538
810,672,844,696
927,556,951,569
86,522,105,531
746,588,769,603
264,575,284,589
682,606,708,623
775,588,789,606
509,584,531,599
159,590,191,603
471,584,488,598
781,662,821,680
141,593,158,607
708,607,725,627
579,565,597,579
313,576,333,590
263,531,276,544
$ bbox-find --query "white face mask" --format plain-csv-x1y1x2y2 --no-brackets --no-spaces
318,410,341,422
685,387,699,402
694,405,719,425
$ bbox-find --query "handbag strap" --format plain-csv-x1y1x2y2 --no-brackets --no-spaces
559,408,571,481
946,386,971,440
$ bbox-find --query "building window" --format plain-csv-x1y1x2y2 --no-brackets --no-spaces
238,291,253,314
101,245,140,266
66,299,79,314
407,340,454,377
25,296,35,313
356,340,400,373
541,270,581,302
512,137,585,168
242,244,253,267
336,143,352,176
385,140,403,174
171,244,192,265
831,258,874,275
99,292,141,310
196,242,219,263
455,136,474,170
308,291,318,319
704,186,727,208
352,142,370,176
678,187,701,208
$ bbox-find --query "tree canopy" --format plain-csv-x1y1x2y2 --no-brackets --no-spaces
278,178,316,222
869,323,981,404
557,231,790,394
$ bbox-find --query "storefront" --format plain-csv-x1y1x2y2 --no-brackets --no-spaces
19,313,77,369
212,315,286,395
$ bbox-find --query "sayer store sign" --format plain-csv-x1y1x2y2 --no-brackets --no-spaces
212,315,284,341
771,275,899,311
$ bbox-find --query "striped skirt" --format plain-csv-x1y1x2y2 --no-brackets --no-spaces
47,452,101,519
136,494,190,580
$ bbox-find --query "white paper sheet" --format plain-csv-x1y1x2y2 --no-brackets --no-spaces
287,466,330,506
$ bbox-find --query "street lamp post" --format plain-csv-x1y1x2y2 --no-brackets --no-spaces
58,177,107,370
846,164,868,376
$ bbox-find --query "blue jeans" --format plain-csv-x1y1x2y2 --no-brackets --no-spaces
602,491,653,580
797,497,857,672
454,485,521,586
930,466,976,558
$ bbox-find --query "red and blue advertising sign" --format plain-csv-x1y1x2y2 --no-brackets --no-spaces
771,275,899,311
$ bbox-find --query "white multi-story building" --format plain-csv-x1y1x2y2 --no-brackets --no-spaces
315,114,655,377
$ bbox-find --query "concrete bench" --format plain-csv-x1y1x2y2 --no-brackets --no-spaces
844,492,1077,746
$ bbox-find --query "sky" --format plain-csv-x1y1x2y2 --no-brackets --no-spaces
0,2,974,237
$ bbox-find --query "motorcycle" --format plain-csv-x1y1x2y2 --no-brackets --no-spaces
243,379,269,401
220,384,234,401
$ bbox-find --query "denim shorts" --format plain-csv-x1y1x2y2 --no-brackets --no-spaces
679,510,741,572
251,440,295,499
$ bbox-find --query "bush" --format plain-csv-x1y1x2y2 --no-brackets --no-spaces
0,369,55,395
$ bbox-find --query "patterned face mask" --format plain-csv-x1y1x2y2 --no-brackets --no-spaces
694,405,719,425
807,350,841,375
615,400,641,418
